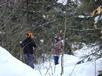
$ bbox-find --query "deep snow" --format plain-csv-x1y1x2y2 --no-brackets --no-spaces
0,45,102,76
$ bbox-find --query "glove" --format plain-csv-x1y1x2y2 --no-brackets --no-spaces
20,41,22,44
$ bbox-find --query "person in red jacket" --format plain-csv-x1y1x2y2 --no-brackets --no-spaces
51,33,62,65
20,32,36,69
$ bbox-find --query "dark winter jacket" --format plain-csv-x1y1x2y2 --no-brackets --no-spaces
20,38,36,54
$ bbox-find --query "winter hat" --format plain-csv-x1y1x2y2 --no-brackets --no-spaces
55,33,61,41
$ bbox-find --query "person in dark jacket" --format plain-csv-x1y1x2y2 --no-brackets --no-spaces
20,32,36,69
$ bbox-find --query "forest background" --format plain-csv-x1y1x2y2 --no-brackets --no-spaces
0,0,101,62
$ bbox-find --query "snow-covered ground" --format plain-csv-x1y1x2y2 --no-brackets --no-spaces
0,46,40,76
0,45,102,76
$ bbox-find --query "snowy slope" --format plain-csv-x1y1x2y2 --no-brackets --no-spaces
0,46,41,76
35,44,102,76
74,44,99,57
36,55,102,76
0,45,102,76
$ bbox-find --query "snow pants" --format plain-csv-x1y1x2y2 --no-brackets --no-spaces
24,54,34,69
53,55,59,65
